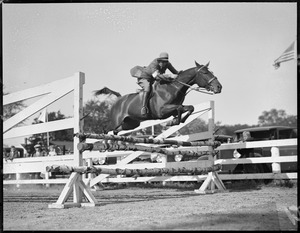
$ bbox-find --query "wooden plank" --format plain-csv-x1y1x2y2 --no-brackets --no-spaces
3,155,74,163
212,172,226,190
217,139,297,150
215,155,297,165
100,175,208,183
4,84,75,134
4,179,68,185
4,172,297,185
4,118,74,139
3,76,74,105
169,131,213,142
89,174,110,187
72,72,85,203
3,160,75,173
56,172,79,204
78,180,99,204
198,172,213,192
219,172,297,180
83,151,132,159
48,203,82,209
73,72,85,167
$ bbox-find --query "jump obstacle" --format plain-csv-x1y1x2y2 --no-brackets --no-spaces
2,71,226,209
48,102,226,208
48,133,226,208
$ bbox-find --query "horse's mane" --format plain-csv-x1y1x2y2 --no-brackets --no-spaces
174,66,196,81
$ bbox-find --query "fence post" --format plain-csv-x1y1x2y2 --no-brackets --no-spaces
271,147,281,174
45,172,50,188
73,72,85,203
16,173,21,188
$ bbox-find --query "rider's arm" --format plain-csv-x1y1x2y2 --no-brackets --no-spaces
167,62,179,74
152,70,173,81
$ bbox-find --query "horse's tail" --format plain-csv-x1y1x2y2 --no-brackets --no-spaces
93,87,122,98
92,87,122,134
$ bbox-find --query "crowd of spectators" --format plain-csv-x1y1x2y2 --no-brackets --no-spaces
3,144,72,161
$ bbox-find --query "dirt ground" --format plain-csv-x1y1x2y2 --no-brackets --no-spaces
3,181,298,231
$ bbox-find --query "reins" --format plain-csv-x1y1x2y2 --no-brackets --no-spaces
174,80,214,95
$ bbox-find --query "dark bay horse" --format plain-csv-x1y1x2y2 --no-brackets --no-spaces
97,61,222,134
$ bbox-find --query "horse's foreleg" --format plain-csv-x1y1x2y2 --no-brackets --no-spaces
180,105,194,123
160,105,184,126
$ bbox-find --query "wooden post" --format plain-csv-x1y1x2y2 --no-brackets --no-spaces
73,72,85,203
195,101,226,194
45,172,50,188
16,173,21,188
49,72,100,208
271,147,281,174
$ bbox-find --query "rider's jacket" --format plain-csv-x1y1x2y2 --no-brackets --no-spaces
146,58,179,76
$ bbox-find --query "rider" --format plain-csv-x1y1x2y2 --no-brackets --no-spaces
146,52,180,81
130,65,154,116
130,52,180,116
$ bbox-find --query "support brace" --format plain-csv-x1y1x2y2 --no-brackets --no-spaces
194,171,226,194
48,172,100,209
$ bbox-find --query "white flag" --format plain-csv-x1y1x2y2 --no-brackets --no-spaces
273,41,296,69
38,109,47,123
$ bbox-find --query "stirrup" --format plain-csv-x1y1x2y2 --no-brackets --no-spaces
141,107,148,115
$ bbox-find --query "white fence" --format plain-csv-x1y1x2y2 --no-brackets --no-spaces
3,72,85,187
3,138,297,186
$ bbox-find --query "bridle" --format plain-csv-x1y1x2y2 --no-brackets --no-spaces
205,76,217,92
174,66,217,95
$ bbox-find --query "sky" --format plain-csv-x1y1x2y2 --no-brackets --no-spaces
3,2,297,145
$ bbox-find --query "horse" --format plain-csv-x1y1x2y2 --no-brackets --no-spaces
96,61,222,135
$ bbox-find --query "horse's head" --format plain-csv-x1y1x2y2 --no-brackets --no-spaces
194,61,222,94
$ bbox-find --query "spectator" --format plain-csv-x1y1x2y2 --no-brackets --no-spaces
33,144,46,157
48,145,57,156
5,146,19,162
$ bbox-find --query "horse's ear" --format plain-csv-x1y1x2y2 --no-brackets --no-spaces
205,61,210,67
195,60,201,67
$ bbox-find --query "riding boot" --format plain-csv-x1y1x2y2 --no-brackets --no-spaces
141,91,150,116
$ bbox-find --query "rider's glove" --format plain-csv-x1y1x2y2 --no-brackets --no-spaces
152,70,159,78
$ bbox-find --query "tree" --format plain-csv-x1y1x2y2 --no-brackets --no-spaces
83,99,111,134
178,118,208,135
32,110,73,142
258,109,297,127
2,90,26,122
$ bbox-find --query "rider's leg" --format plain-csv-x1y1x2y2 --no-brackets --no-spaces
139,79,151,116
